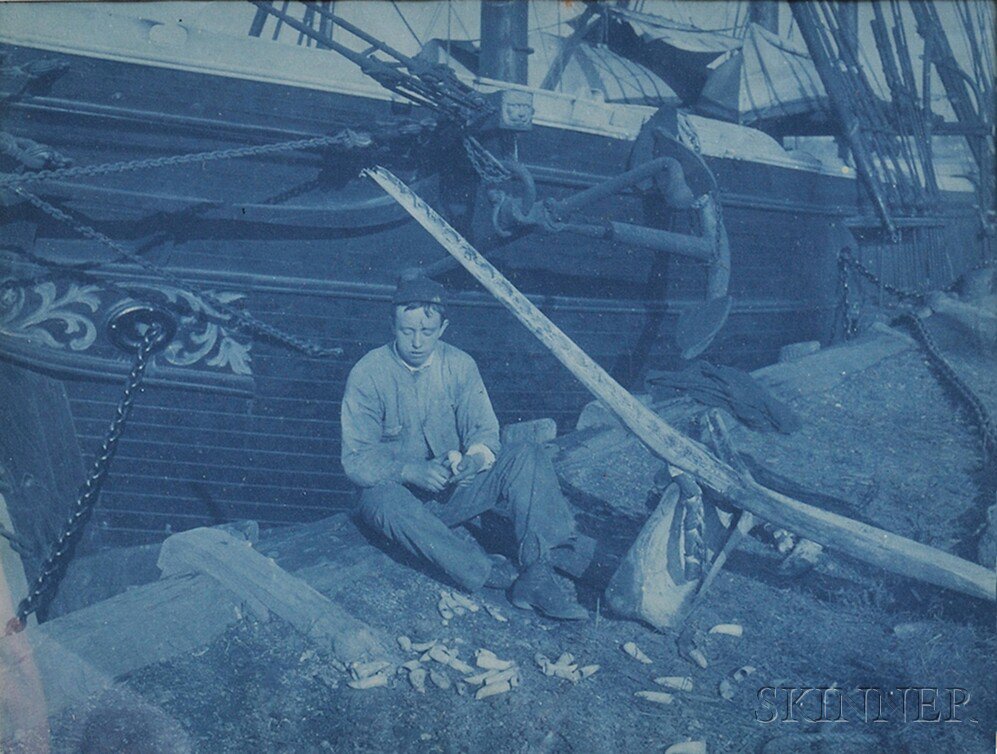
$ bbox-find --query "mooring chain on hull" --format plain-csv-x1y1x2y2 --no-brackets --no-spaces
837,251,861,339
5,324,165,635
0,119,504,345
11,187,344,359
902,312,997,464
839,246,929,304
837,248,997,463
839,246,995,305
461,135,514,185
0,130,372,188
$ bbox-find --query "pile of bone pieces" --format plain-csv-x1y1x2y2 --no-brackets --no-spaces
338,591,764,754
344,588,601,701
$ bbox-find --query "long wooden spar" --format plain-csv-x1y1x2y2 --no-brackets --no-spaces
364,166,996,603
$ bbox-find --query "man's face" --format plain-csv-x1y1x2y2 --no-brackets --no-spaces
393,305,448,367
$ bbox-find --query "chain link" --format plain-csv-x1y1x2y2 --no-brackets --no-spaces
942,255,996,294
837,252,861,338
0,131,371,188
5,324,164,635
12,188,344,358
902,313,997,462
838,246,926,303
837,245,996,458
462,135,513,184
840,245,995,304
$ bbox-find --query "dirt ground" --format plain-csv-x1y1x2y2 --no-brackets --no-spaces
30,315,997,754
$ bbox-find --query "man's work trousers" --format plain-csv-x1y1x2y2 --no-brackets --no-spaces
356,442,578,592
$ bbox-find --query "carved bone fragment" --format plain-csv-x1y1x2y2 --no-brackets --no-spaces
623,641,653,664
635,690,674,704
475,680,512,700
347,671,389,690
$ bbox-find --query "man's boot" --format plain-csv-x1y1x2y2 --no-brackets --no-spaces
484,554,518,589
550,534,596,579
510,559,588,621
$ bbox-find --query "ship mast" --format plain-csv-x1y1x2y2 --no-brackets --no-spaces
479,0,530,85
748,0,778,34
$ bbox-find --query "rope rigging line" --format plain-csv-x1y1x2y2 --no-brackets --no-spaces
243,0,512,185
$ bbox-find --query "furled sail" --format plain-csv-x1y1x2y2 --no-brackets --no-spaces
697,23,829,132
419,31,680,106
599,6,742,103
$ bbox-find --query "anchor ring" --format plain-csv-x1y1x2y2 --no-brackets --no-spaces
106,303,177,353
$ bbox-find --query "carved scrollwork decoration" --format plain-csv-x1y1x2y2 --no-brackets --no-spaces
118,284,253,376
0,279,253,376
0,281,100,351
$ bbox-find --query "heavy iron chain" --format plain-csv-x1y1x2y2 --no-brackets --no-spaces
838,246,925,303
0,92,504,192
839,245,996,305
461,135,513,185
0,131,371,188
12,187,344,358
837,248,997,461
837,251,861,338
901,312,997,463
5,324,164,635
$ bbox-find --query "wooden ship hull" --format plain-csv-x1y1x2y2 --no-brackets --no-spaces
0,4,984,550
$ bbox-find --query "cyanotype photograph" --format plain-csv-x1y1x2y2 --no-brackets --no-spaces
0,1,994,751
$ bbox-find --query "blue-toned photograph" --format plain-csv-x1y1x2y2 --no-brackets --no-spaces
0,1,993,751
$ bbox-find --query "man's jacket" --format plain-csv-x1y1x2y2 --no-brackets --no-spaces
340,341,501,488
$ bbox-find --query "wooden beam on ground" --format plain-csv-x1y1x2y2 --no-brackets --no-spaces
752,323,914,399
0,520,394,743
0,361,88,590
0,573,243,742
501,418,558,447
158,527,389,663
0,493,33,632
366,166,997,603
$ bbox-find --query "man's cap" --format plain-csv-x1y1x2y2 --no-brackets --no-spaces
392,272,447,306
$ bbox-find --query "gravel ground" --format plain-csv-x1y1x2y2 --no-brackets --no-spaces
19,318,995,754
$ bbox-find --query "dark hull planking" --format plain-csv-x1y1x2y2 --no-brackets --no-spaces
0,43,981,547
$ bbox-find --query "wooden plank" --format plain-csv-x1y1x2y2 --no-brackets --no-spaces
752,324,914,399
0,361,85,591
500,418,557,446
0,493,33,632
367,166,997,603
157,526,390,663
0,573,242,742
559,325,916,518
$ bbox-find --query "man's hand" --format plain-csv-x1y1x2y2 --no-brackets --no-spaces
401,459,451,493
450,451,486,486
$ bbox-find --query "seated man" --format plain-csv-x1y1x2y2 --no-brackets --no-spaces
341,274,591,620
